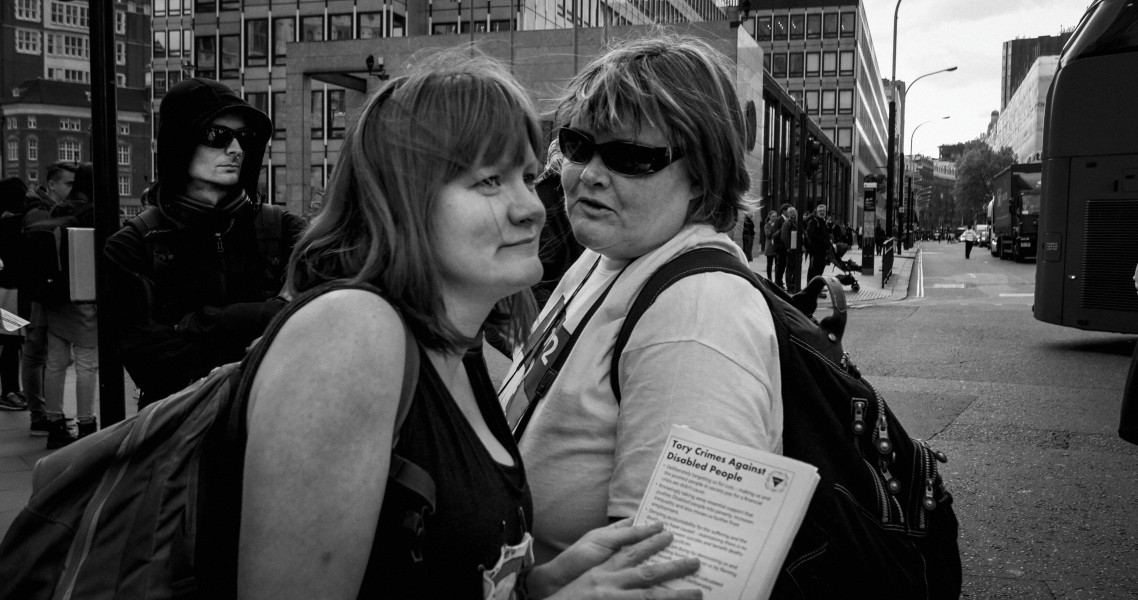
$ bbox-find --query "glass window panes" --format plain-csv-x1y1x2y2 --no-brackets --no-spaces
58,140,81,162
329,14,352,40
168,28,181,56
755,16,771,41
195,36,216,79
118,143,130,166
840,12,856,37
220,34,240,79
154,30,166,58
7,139,19,163
806,52,820,77
772,53,787,78
274,17,294,59
838,89,853,114
246,92,268,116
805,90,819,115
154,70,167,95
822,51,837,76
359,13,383,39
310,90,324,137
839,50,854,75
821,90,836,114
823,13,837,38
27,137,38,161
301,15,323,42
272,91,287,139
119,175,131,196
246,19,268,65
328,89,346,138
27,116,36,129
789,14,804,40
273,165,287,205
806,14,821,39
789,52,804,77
391,13,405,37
837,128,852,151
773,15,788,40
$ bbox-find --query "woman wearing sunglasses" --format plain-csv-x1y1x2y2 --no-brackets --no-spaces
499,33,783,566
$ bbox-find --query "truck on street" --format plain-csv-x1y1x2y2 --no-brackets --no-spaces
990,163,1042,262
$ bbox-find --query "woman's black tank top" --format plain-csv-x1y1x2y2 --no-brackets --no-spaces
358,345,533,597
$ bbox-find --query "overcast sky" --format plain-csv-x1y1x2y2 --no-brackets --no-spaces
858,0,1091,159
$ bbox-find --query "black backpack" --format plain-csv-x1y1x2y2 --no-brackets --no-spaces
611,248,961,600
0,280,434,600
19,213,81,305
0,213,23,290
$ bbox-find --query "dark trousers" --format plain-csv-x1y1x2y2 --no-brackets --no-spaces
964,241,974,258
774,250,787,288
806,252,827,281
765,255,776,280
742,234,755,261
0,336,21,396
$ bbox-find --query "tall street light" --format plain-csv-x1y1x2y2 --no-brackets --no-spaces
908,116,950,246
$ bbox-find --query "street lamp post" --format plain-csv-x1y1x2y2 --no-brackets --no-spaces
907,116,950,247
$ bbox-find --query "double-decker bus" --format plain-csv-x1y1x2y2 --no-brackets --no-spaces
1034,0,1138,333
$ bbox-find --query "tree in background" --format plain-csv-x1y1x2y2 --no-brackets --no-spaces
954,140,1015,224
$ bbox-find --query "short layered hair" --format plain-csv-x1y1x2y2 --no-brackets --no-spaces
287,49,544,352
555,32,753,232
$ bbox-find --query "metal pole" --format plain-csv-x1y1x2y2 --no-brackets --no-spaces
90,0,126,424
885,0,903,246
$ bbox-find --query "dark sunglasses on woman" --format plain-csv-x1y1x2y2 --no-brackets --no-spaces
200,125,262,150
557,127,684,177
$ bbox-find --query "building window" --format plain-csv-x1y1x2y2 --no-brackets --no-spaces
156,0,166,17
246,19,268,67
116,73,127,86
27,116,36,129
772,53,787,78
789,14,804,40
837,128,852,151
359,12,383,39
6,139,18,164
329,14,352,40
195,0,215,13
755,16,772,41
839,50,855,76
840,12,856,38
245,91,268,116
5,118,16,129
763,53,771,73
301,15,324,42
838,89,854,114
28,170,38,183
273,165,287,205
823,128,835,144
806,14,821,39
58,139,81,162
60,117,81,131
16,30,41,55
773,15,788,41
310,90,324,138
116,41,126,65
50,1,88,28
391,13,405,37
154,70,167,95
195,36,216,79
116,11,126,34
119,122,130,135
273,17,294,61
805,90,819,115
822,51,837,76
328,89,346,139
220,0,239,11
805,52,820,77
789,53,804,78
46,33,89,59
154,30,166,58
823,13,838,38
168,29,181,57
27,137,38,161
272,91,287,139
220,34,240,79
821,90,836,115
119,175,131,197
169,0,182,15
16,0,41,21
118,143,131,166
431,23,457,35
184,31,193,59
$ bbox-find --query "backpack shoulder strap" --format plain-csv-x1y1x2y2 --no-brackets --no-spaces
127,206,164,238
608,248,848,402
252,203,286,267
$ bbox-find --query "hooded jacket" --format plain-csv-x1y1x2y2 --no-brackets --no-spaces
104,78,305,405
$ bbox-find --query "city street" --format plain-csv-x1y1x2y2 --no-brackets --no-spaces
844,242,1138,599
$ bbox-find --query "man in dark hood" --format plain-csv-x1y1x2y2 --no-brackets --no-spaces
104,78,305,407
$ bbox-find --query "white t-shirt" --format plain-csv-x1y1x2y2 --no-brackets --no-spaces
498,224,783,563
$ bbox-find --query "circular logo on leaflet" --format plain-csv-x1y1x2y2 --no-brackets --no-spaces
766,470,790,493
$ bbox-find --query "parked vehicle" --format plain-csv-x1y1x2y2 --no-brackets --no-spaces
990,163,1041,262
975,224,991,248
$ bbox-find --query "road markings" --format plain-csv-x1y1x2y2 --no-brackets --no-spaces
931,283,966,288
999,293,1034,297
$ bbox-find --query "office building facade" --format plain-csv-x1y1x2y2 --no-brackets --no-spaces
1001,31,1070,110
988,55,1056,163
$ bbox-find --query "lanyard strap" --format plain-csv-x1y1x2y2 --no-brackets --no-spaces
507,260,625,440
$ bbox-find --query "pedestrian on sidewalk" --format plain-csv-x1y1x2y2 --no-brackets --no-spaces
804,203,832,282
103,77,306,409
742,213,756,261
0,177,28,412
761,207,784,282
874,222,886,255
962,224,977,259
778,204,797,289
237,49,697,599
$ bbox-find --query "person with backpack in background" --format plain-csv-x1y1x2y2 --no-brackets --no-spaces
0,177,29,412
40,164,99,449
804,202,832,284
104,77,305,408
498,33,783,571
760,206,784,284
741,213,756,261
21,161,77,433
